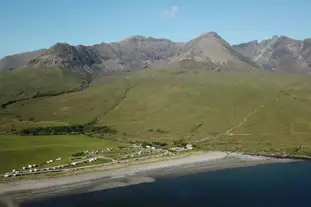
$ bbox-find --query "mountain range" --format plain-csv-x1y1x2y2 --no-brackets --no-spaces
4,31,310,76
1,31,311,107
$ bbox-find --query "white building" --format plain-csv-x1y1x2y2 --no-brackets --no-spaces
186,144,193,150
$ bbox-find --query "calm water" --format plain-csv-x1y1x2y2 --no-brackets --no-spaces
23,161,311,207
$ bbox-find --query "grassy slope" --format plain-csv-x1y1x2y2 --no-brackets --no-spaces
1,69,311,159
0,134,119,173
0,75,133,124
0,66,82,106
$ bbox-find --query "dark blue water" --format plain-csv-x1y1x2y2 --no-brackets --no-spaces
23,162,311,207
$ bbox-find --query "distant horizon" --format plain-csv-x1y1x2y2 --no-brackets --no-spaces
1,0,310,58
1,32,309,59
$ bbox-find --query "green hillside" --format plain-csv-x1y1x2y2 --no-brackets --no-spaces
1,68,311,160
0,66,83,107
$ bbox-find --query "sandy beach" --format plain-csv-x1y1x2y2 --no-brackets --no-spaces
0,151,292,205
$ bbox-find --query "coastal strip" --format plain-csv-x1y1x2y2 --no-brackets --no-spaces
0,151,294,204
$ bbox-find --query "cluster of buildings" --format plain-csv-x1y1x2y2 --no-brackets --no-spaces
171,144,193,151
71,157,99,166
4,162,64,178
3,149,116,177
3,143,194,178
86,148,114,155
120,144,167,159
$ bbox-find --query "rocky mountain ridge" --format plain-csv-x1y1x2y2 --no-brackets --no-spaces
233,35,311,73
1,32,310,74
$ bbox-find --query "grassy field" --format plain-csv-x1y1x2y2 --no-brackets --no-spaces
0,134,120,173
1,68,311,171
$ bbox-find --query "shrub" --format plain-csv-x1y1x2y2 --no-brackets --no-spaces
19,125,117,136
72,152,85,157
173,139,187,147
152,141,167,147
28,117,35,121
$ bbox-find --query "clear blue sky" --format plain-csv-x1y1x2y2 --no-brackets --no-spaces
1,0,310,58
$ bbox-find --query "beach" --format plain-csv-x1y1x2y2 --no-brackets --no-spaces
0,151,292,205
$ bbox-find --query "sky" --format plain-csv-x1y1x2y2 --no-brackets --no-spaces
1,0,310,58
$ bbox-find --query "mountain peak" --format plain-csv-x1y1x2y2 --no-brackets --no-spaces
120,35,156,42
199,31,221,39
249,40,259,45
48,43,74,55
119,36,175,43
50,42,71,48
271,35,280,40
173,31,257,70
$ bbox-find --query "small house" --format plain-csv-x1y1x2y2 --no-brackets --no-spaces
186,144,193,150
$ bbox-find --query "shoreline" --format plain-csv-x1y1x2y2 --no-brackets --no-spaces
0,151,295,204
243,152,311,162
0,152,228,193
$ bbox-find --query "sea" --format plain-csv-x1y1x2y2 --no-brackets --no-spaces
21,161,311,207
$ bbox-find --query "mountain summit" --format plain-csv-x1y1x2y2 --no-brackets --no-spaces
172,32,257,71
